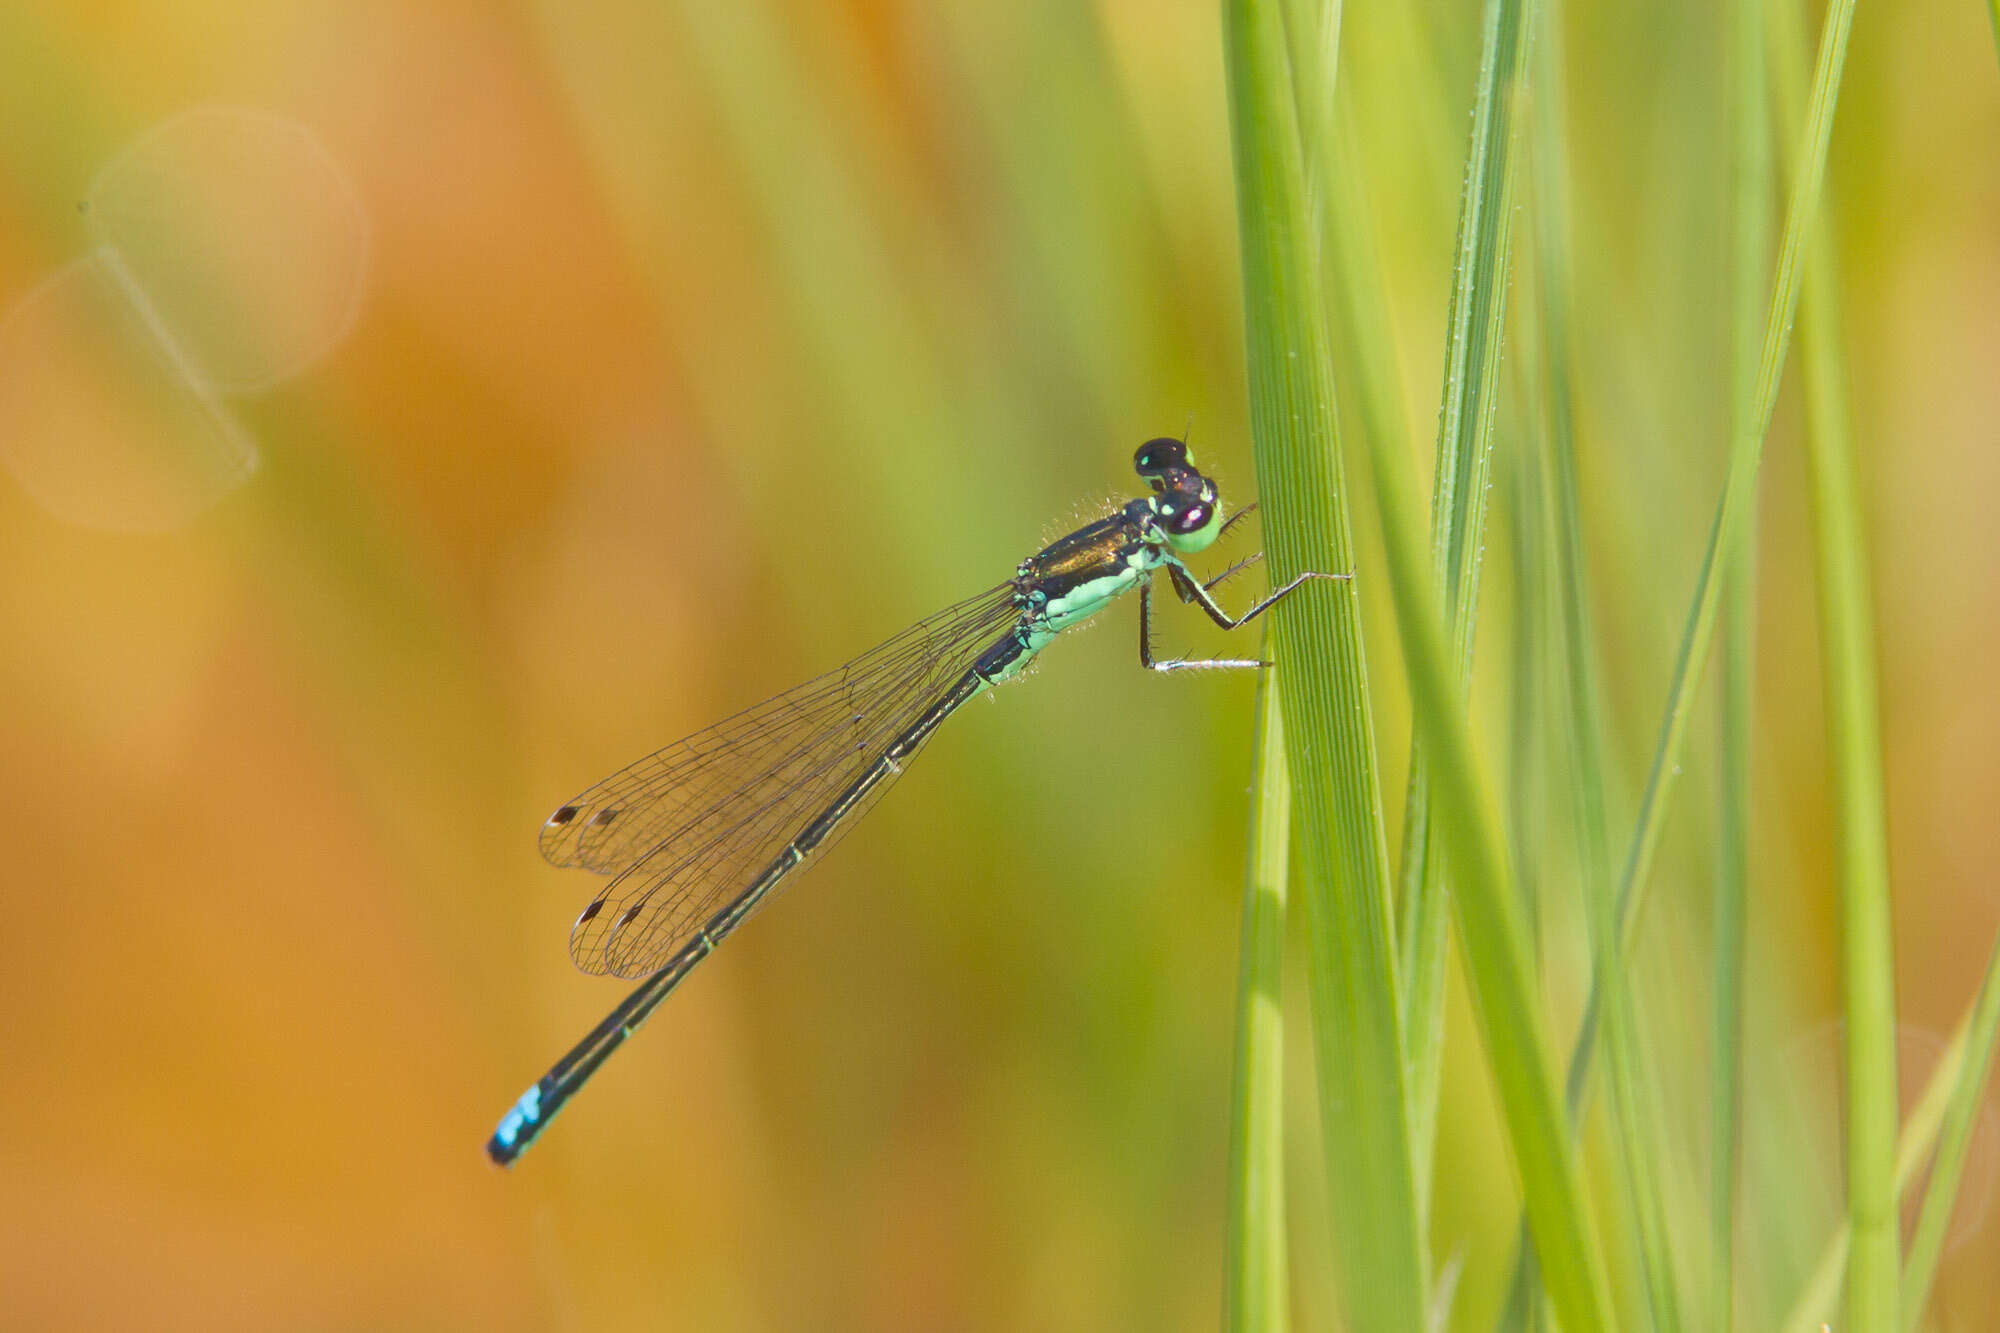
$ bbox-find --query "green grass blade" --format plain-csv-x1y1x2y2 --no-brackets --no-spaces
1306,61,1443,1224
1764,0,1899,1321
1504,415,1547,966
1396,0,1534,1218
1602,972,1683,1331
1493,0,1857,1319
1713,0,1772,1326
1221,5,1426,1328
1781,1232,1851,1333
1606,0,1858,997
1907,19,2000,1324
1901,934,2000,1327
1712,532,1754,1333
1509,4,1604,1325
1305,15,1443,1237
1280,0,1342,229
1316,73,1416,495
1275,6,1616,1324
1489,0,1673,1323
1548,2,1683,1311
1226,669,1293,1333
1391,0,1681,1320
1778,994,1987,1333
1358,312,1616,1333
1294,53,1620,1333
1543,0,1859,1222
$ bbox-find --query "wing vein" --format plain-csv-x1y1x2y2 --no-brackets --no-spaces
544,581,1023,978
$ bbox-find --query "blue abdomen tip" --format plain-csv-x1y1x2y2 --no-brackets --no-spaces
486,1085,543,1166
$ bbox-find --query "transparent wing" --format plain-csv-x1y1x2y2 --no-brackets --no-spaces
541,581,1023,978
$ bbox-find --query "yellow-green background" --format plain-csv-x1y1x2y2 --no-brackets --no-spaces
1,1,1996,1329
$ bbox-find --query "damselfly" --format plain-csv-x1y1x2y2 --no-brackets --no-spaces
488,437,1345,1165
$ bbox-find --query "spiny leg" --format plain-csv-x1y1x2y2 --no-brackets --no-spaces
1140,581,1265,672
1176,505,1264,602
1215,500,1260,543
1139,560,1350,673
1167,561,1349,631
1192,550,1264,600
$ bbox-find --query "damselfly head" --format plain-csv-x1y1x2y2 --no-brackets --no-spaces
1134,437,1225,553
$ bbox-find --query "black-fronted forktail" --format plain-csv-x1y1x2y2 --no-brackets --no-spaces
488,437,1344,1165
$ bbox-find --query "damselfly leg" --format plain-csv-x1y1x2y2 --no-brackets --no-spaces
1138,499,1350,672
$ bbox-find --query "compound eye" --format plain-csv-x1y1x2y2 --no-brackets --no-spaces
1170,502,1211,534
1134,437,1189,477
